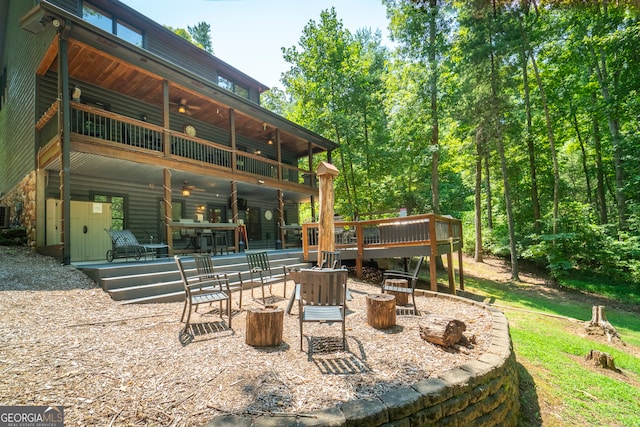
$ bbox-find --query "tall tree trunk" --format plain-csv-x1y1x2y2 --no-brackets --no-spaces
491,0,519,280
529,50,560,238
521,47,541,234
475,127,484,262
484,150,493,230
592,109,608,224
587,5,627,229
429,0,440,215
570,109,594,207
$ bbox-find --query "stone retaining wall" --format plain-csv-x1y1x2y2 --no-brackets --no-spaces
205,291,520,427
0,172,37,247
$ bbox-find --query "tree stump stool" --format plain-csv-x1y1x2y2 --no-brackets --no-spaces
385,278,409,306
246,306,284,347
366,293,396,329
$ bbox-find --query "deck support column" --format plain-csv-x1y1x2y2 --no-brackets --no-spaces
163,168,173,254
429,216,438,292
58,24,71,265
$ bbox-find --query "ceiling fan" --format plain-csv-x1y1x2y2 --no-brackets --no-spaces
181,181,205,196
171,98,202,115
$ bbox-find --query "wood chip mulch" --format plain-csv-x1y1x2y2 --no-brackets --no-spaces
0,247,493,426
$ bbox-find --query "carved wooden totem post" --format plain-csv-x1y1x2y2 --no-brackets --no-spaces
316,161,339,265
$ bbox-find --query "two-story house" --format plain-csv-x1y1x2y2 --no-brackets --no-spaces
0,0,336,263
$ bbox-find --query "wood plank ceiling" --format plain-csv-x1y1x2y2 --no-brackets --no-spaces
47,39,313,155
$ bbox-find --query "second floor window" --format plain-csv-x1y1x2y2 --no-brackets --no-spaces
83,3,143,48
218,74,250,100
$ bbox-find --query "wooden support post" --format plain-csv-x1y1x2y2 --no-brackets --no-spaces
448,236,455,295
366,293,396,329
316,161,339,260
429,216,438,292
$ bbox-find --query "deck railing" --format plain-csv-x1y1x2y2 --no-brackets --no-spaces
37,101,316,187
301,214,463,280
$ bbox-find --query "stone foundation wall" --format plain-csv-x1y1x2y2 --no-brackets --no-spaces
205,292,520,427
0,172,37,248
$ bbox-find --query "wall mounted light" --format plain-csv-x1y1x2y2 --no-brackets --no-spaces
267,134,274,145
182,188,191,197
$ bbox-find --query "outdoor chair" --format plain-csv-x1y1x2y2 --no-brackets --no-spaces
319,250,342,269
194,253,246,308
286,251,347,315
381,255,425,315
104,229,168,262
175,255,232,333
246,251,289,304
298,268,349,351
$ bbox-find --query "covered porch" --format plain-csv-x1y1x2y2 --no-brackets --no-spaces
30,8,336,262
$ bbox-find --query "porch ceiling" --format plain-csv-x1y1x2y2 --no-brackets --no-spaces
43,37,331,158
44,153,310,204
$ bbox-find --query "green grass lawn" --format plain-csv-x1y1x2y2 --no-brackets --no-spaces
459,272,640,427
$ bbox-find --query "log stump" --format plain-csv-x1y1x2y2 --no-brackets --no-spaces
585,305,621,342
385,278,409,306
419,315,466,347
585,349,621,373
366,293,396,329
246,306,284,347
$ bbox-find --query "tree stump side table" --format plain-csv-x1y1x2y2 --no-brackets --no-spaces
246,306,284,347
366,293,396,329
384,278,409,306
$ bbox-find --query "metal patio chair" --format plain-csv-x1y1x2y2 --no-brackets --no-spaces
298,268,348,351
175,255,232,333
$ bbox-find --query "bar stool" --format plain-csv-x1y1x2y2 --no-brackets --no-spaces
213,231,229,255
199,229,213,253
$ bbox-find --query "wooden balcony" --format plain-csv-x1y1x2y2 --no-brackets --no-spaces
37,101,317,193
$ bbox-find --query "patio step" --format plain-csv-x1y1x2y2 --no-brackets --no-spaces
78,250,310,304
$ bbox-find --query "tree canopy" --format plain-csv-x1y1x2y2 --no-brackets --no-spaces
271,0,640,283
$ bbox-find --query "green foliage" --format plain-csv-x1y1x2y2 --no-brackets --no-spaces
165,26,194,44
520,202,640,283
0,228,27,246
276,1,640,281
187,22,214,54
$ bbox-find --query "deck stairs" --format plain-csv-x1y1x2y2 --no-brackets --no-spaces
79,250,310,304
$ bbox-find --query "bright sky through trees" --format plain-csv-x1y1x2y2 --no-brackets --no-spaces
120,0,391,88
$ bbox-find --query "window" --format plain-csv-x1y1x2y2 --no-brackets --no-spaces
83,2,143,47
235,84,249,99
82,4,112,33
116,20,143,47
217,74,250,100
93,194,125,230
218,75,234,92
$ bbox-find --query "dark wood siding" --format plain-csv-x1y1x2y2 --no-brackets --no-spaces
0,2,56,193
44,173,296,247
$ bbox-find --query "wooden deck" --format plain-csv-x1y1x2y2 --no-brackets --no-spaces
302,214,464,292
75,214,463,304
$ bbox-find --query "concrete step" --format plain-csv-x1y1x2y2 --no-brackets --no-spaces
78,250,310,304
